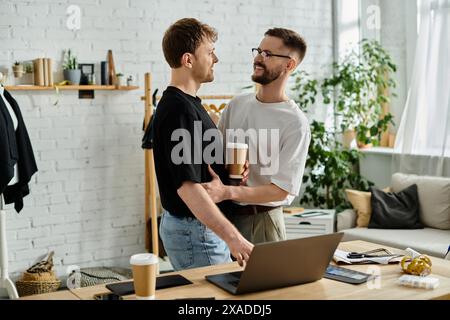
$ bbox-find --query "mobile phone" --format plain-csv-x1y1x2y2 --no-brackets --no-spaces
324,265,373,284
93,292,123,300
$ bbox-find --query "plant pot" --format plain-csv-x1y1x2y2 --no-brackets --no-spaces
116,76,124,87
357,141,373,149
342,130,356,149
12,65,24,78
355,130,374,149
63,69,81,85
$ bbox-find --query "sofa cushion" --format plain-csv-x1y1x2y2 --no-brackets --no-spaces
392,173,450,230
369,185,423,229
345,188,391,228
341,227,450,258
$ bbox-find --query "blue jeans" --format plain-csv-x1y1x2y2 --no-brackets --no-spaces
159,211,232,271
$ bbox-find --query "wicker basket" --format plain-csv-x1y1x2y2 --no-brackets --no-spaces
16,279,61,297
16,251,61,297
22,271,56,282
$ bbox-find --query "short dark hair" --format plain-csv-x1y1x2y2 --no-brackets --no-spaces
264,28,307,62
162,18,218,68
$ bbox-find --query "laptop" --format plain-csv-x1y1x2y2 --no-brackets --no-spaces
206,232,344,295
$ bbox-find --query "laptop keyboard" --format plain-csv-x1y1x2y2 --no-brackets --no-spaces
229,271,243,279
229,280,240,287
228,271,243,287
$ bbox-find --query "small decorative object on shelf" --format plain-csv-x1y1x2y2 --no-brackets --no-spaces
32,57,53,86
127,75,134,87
12,61,24,78
79,63,94,85
88,74,96,85
107,50,116,85
24,62,33,74
62,49,81,85
101,61,108,85
116,73,124,87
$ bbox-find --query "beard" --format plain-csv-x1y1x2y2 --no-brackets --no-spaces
194,66,215,83
251,63,283,85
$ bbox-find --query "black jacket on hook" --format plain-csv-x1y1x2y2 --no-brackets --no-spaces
0,88,38,213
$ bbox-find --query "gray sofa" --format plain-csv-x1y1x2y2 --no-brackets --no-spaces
337,173,450,259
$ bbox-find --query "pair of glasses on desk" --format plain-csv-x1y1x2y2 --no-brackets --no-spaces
347,248,396,259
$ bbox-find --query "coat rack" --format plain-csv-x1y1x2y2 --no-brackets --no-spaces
0,194,19,299
141,73,159,258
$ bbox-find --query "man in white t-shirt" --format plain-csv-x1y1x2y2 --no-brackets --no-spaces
202,28,311,244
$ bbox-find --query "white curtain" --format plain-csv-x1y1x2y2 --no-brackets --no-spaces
394,0,450,177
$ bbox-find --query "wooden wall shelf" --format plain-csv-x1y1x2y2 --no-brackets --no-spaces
5,85,139,91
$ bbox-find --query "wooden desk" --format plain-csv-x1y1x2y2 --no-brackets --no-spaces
24,241,450,300
20,289,80,300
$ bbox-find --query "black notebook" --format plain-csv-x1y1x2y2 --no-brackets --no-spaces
106,274,192,296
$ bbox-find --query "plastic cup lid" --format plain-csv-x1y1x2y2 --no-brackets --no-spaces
226,143,248,149
130,253,158,266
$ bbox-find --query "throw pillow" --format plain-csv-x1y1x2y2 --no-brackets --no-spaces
369,184,423,229
392,173,450,230
345,188,391,228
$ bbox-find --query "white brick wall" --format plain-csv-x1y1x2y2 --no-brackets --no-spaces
0,0,334,285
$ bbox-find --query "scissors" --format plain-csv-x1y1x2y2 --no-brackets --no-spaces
347,252,379,259
347,248,394,259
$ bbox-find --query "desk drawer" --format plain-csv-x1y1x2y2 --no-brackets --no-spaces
284,215,334,238
286,231,325,239
286,224,327,233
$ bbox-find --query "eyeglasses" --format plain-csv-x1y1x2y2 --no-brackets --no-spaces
252,48,292,60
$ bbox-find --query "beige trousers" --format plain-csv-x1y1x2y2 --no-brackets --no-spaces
229,207,286,244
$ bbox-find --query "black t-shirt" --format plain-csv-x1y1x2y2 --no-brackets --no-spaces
153,86,232,218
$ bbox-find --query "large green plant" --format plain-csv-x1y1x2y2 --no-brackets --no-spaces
321,39,397,145
301,120,373,210
291,39,397,210
292,71,373,210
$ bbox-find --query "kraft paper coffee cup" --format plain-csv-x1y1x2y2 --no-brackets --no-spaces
226,143,248,179
130,253,158,300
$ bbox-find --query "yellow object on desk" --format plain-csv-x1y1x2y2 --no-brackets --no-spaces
401,255,432,277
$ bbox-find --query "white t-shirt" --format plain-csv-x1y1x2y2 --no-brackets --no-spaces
0,85,20,185
218,93,311,207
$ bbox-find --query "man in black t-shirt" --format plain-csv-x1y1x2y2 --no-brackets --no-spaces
153,18,253,271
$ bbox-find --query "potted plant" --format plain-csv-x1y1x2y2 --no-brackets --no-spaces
321,39,396,148
292,70,374,211
301,121,374,210
62,49,81,85
12,61,24,78
115,73,124,87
